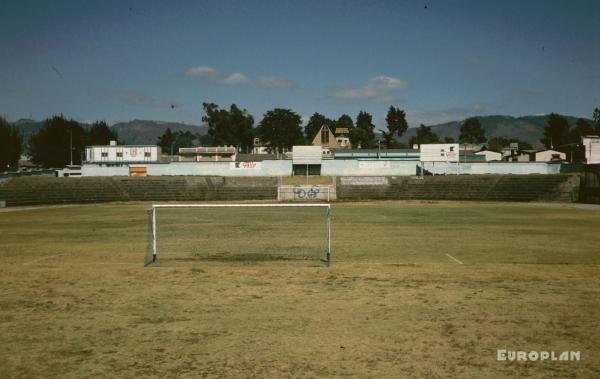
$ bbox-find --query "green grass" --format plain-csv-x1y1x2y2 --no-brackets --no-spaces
0,201,599,377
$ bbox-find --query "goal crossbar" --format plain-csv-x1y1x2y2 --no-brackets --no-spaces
147,203,331,266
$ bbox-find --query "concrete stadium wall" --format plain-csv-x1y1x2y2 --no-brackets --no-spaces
147,161,291,176
82,165,130,176
82,160,566,177
423,162,562,175
82,161,291,177
321,160,417,176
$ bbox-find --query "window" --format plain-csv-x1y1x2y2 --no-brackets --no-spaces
116,152,123,157
101,152,108,157
321,127,329,144
144,152,151,157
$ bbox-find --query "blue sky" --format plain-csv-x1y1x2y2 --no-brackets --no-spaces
1,0,598,128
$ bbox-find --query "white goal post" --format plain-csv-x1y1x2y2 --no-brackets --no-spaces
146,203,332,266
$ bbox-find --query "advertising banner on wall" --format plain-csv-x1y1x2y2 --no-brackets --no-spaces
230,162,262,169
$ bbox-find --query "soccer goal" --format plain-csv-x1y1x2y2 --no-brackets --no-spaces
145,203,331,266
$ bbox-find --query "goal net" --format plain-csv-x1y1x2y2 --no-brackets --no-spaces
145,204,331,266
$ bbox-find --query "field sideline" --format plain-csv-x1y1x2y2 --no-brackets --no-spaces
1,201,599,377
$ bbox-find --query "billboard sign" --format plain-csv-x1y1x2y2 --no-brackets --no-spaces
419,143,459,162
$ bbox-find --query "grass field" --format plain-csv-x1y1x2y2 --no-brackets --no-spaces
1,201,599,377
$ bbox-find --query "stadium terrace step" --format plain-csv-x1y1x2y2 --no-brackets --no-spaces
336,174,579,202
0,176,279,206
0,174,580,206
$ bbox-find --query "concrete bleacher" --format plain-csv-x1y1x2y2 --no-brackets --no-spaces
336,174,580,202
0,176,278,206
0,174,581,206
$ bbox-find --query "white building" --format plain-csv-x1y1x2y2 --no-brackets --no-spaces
535,150,566,162
85,141,160,163
292,145,323,175
516,151,533,162
252,137,269,154
178,146,237,161
582,136,600,164
56,165,82,177
474,150,502,162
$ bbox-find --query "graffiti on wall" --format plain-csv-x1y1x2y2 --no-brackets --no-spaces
278,184,335,201
292,185,321,199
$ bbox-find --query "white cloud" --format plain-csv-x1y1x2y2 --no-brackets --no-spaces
300,115,310,126
256,76,297,89
222,73,250,85
186,65,295,89
185,66,219,78
333,75,407,102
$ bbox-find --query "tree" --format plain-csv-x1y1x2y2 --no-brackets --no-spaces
157,128,175,154
305,113,335,142
381,106,409,149
487,137,509,152
380,131,396,149
0,117,22,171
88,121,118,145
593,107,600,135
487,137,533,152
443,136,455,143
335,114,355,146
201,103,254,150
173,131,197,150
228,104,255,151
202,102,227,146
568,118,594,143
540,113,569,150
29,115,85,167
351,111,376,148
256,108,303,153
565,118,594,162
336,114,354,131
459,117,486,144
408,124,439,147
385,106,408,137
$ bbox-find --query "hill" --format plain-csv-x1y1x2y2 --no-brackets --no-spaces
12,114,591,150
401,114,591,148
12,118,94,153
12,119,43,151
110,119,207,145
11,118,208,149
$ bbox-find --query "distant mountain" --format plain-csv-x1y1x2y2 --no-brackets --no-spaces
110,119,208,145
11,118,208,148
401,114,592,148
12,114,591,151
12,119,44,149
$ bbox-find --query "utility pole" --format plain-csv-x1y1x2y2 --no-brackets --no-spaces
69,128,73,165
